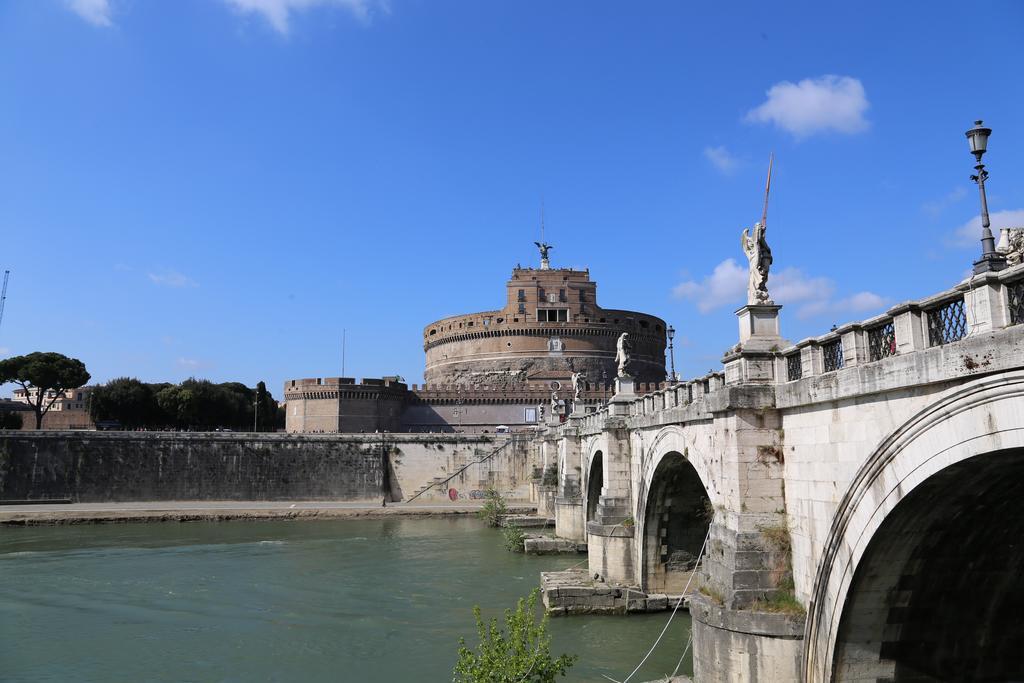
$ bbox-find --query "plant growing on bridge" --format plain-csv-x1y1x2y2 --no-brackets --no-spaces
453,589,576,683
502,524,526,553
479,487,507,528
0,352,90,430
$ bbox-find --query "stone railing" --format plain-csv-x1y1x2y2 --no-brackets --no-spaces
548,263,1024,429
780,263,1024,384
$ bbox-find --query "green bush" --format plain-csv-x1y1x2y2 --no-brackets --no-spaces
478,487,507,528
503,524,526,553
453,589,577,683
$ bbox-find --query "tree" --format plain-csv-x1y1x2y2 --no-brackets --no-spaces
453,589,577,682
0,352,90,429
0,411,23,429
90,377,160,429
254,381,278,432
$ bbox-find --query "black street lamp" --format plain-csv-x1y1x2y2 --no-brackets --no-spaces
966,120,1006,274
667,324,677,385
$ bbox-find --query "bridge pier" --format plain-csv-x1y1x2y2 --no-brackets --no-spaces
586,420,635,584
553,428,585,541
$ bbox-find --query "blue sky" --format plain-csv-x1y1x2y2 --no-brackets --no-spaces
2,0,1023,397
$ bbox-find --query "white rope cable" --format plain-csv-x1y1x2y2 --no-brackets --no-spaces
669,632,693,678
614,520,713,683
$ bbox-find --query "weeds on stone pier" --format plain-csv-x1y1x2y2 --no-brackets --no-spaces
478,487,508,528
502,524,526,553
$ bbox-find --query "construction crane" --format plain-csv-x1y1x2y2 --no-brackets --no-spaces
0,270,9,336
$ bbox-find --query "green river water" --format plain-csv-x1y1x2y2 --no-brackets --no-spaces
0,517,692,682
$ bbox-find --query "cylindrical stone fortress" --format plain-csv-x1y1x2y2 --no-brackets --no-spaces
423,265,666,388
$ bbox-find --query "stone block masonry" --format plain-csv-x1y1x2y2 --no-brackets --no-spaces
0,432,532,504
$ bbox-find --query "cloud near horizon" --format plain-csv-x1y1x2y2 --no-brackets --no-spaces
745,75,869,138
946,208,1024,248
673,259,888,321
65,0,113,27
222,0,385,34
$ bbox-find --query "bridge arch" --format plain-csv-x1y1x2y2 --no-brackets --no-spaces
585,451,604,522
804,371,1024,682
636,426,716,593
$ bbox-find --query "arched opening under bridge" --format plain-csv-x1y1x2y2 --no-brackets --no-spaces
586,451,603,523
642,451,710,594
832,448,1024,682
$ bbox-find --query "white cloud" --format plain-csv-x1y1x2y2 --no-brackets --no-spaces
703,146,739,175
0,347,10,357
177,357,204,371
65,0,113,27
745,75,869,138
672,258,747,313
922,186,967,218
947,208,1024,248
148,269,198,288
673,260,888,320
222,0,383,34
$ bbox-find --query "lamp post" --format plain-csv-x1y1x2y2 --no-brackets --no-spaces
667,324,677,385
966,120,1006,274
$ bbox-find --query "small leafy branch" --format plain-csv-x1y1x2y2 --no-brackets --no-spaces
478,487,508,528
503,524,526,553
453,589,577,683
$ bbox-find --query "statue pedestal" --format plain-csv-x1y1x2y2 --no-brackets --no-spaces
723,304,789,385
737,304,782,345
608,376,636,416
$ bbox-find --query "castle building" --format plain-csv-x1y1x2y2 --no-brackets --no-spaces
284,247,668,433
423,264,666,387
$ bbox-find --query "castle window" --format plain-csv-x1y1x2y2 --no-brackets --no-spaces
518,303,525,314
538,287,546,301
429,329,436,336
496,317,503,323
517,289,525,302
639,320,649,328
559,289,566,302
537,309,568,322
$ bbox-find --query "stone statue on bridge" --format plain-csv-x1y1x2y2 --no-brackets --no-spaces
615,333,632,378
550,390,560,417
571,372,585,404
741,221,773,305
997,227,1024,266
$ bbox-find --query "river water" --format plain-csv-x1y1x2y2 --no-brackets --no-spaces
0,517,692,682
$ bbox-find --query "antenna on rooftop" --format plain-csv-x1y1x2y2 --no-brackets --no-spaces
534,199,553,269
761,152,774,228
0,271,9,339
541,199,546,244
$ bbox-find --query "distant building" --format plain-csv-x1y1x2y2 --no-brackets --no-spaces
10,386,95,430
284,251,669,434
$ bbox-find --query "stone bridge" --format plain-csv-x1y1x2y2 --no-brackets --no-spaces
537,264,1024,681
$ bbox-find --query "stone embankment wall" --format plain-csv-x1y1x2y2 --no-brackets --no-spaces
0,432,534,503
